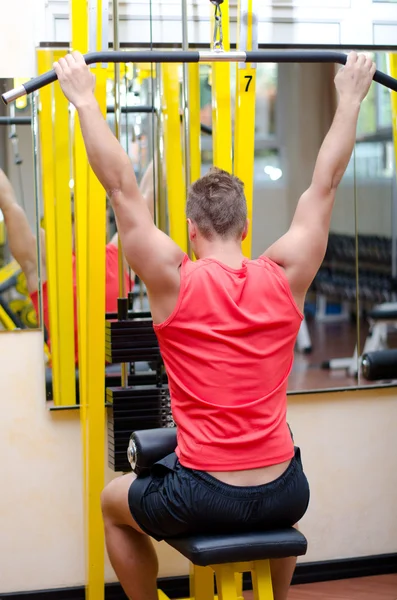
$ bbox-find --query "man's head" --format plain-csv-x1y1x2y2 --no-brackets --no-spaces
186,167,248,256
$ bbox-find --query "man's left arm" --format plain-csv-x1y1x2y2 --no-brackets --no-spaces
265,53,376,309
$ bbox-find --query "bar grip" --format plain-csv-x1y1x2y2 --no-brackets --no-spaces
3,49,397,104
247,50,397,92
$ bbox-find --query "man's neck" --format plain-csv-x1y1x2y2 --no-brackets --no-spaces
196,240,245,268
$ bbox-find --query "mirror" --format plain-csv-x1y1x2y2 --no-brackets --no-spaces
356,51,397,388
0,78,41,337
277,63,359,393
201,60,360,393
36,47,397,401
35,53,158,402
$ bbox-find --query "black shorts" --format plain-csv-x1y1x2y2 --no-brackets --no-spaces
128,446,310,542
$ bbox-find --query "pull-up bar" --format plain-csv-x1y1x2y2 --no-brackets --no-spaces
3,50,397,105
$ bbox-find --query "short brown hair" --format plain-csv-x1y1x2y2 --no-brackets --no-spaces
186,167,247,240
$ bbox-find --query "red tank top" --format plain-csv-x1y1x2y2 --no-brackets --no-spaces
154,254,303,471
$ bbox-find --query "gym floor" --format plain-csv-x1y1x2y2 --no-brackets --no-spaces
288,317,397,391
244,574,397,599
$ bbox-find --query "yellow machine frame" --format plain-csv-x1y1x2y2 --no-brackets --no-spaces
234,0,257,259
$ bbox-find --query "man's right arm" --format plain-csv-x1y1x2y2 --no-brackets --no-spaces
54,52,184,299
265,53,376,309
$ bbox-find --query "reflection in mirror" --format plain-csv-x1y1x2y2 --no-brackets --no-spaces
282,64,358,392
201,61,360,392
37,53,370,401
39,58,157,402
0,78,40,337
356,51,397,387
252,62,359,393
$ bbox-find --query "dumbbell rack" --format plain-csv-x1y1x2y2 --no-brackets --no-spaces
105,308,175,473
312,233,397,310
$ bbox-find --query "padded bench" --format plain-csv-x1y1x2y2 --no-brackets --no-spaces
164,529,308,599
128,428,308,599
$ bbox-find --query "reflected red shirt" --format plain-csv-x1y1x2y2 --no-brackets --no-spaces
30,243,133,364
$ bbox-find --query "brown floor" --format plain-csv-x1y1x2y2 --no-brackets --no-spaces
244,574,397,599
288,318,397,392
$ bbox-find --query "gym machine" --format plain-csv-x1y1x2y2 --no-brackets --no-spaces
6,47,397,462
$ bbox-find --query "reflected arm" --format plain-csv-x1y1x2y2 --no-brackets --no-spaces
0,169,39,292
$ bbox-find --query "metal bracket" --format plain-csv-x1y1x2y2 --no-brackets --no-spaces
212,1,224,51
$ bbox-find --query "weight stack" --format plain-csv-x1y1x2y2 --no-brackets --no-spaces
105,317,160,364
105,313,175,473
107,385,175,472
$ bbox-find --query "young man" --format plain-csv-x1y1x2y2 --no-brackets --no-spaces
0,162,154,363
54,51,376,600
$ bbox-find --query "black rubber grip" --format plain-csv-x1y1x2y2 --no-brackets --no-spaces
246,50,349,64
247,51,397,92
23,50,200,96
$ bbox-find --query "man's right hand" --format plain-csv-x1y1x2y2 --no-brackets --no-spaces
334,52,376,105
53,51,96,110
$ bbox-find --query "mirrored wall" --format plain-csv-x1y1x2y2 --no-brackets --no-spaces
355,52,397,388
0,79,40,338
30,48,397,400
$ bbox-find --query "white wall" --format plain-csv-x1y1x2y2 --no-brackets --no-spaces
0,0,45,78
0,331,396,593
0,331,188,593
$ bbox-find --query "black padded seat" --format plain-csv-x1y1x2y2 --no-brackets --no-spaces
369,303,397,320
165,529,308,567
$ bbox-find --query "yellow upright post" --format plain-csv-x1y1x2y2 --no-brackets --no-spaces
71,0,106,597
37,49,60,401
211,1,232,172
37,48,76,405
70,0,90,586
188,63,202,184
389,55,397,286
85,62,107,600
234,0,257,258
389,55,397,166
72,1,89,385
161,63,188,253
53,49,76,402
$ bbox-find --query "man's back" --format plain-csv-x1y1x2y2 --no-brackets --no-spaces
154,254,303,471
